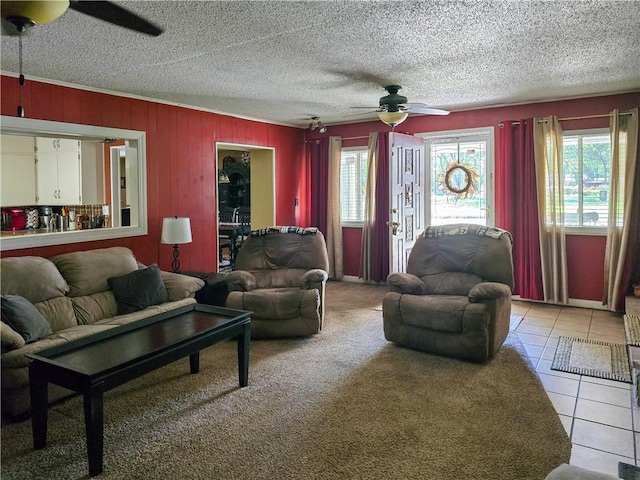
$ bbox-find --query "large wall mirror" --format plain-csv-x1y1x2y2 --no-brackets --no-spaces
0,116,147,251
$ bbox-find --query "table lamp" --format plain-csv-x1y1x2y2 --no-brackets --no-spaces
161,216,192,272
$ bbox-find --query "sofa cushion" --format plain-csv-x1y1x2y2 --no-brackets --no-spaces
0,256,69,304
398,295,468,333
1,321,26,352
160,271,205,301
1,295,53,343
34,296,78,332
108,264,169,315
52,246,138,297
70,292,118,325
231,288,313,320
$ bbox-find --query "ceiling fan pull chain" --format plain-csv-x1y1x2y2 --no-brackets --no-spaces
17,32,25,118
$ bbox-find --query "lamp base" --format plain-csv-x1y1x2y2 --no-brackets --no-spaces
171,244,181,273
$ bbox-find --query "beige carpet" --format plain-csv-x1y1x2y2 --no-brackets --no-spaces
1,281,570,479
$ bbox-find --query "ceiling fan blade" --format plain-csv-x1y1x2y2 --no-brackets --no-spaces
69,1,163,36
406,103,450,116
1,18,21,36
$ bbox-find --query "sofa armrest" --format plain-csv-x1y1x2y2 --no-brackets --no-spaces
301,269,328,289
468,282,512,302
226,270,257,292
387,273,427,295
160,271,205,301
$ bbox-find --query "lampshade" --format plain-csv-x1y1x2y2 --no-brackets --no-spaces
378,111,409,127
1,1,69,26
161,217,192,244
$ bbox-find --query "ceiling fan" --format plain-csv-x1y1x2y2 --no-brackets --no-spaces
1,0,163,36
353,85,450,128
2,1,163,118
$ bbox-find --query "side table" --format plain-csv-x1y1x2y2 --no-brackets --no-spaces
182,271,229,307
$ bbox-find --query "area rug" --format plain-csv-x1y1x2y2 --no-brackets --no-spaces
1,282,570,480
624,314,640,346
552,336,632,383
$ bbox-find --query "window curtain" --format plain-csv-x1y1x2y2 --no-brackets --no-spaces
326,136,344,279
308,138,328,236
372,132,390,283
496,119,544,300
359,132,378,281
603,107,639,311
534,116,569,304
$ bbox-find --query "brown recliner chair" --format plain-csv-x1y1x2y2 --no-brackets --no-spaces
225,227,329,338
383,224,514,363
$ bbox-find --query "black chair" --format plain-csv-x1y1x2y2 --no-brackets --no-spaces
218,207,237,267
236,207,251,245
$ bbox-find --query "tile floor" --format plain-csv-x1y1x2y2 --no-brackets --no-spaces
511,300,637,477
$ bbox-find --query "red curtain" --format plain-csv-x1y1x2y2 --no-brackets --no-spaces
372,132,390,283
496,120,544,300
309,138,329,236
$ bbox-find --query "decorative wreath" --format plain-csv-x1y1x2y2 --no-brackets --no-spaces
442,162,479,199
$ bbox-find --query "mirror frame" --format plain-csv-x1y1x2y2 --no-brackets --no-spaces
0,116,148,251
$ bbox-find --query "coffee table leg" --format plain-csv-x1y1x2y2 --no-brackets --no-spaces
29,364,48,450
189,352,200,373
83,382,104,477
237,323,250,387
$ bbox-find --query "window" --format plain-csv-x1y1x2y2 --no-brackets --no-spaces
562,129,611,229
340,148,368,223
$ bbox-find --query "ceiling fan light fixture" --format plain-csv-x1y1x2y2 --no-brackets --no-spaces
1,1,69,29
378,111,408,127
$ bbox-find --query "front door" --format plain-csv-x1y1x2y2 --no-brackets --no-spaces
389,133,425,274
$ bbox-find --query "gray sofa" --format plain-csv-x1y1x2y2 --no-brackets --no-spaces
1,246,204,419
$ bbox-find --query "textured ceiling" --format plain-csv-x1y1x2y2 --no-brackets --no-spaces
1,1,639,128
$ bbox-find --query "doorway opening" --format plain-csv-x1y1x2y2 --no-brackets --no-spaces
216,143,275,271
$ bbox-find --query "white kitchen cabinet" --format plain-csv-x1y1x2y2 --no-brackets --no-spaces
0,135,37,206
36,138,81,205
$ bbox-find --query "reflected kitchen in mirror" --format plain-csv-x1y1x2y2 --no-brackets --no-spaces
0,116,147,251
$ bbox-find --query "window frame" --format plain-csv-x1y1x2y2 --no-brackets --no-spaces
561,127,610,236
340,146,368,227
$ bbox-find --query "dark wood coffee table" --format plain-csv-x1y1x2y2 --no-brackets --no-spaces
26,303,251,477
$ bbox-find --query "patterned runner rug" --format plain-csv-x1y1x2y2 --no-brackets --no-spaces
552,336,632,383
624,314,640,346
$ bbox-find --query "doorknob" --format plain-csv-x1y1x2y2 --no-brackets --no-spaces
387,207,402,235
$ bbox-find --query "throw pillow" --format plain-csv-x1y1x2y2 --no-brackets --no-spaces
1,295,53,343
107,264,169,315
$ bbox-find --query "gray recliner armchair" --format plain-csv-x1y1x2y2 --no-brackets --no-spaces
382,224,514,363
225,227,329,338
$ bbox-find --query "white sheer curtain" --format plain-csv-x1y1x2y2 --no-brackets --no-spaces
534,116,569,304
359,132,378,281
326,136,343,279
603,108,639,310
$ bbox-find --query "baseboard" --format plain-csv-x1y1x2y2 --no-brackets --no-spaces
340,275,385,285
512,295,610,311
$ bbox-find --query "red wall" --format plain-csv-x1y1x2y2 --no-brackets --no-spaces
2,74,637,302
1,75,308,272
309,92,640,301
